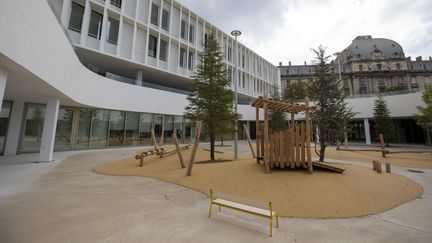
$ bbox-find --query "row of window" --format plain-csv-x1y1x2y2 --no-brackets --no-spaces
69,2,119,44
148,35,193,70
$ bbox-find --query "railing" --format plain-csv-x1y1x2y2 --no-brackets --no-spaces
346,89,421,99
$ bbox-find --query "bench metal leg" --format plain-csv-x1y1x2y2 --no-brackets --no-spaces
276,214,279,227
270,217,273,237
218,205,221,212
208,203,212,218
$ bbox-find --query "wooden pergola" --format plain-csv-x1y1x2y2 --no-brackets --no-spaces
251,96,313,174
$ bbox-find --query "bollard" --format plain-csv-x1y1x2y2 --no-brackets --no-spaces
376,162,382,174
385,163,391,173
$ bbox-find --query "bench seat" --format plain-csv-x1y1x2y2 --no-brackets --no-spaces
213,199,276,217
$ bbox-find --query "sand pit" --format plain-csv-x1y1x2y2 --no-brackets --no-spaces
93,149,422,218
324,148,432,169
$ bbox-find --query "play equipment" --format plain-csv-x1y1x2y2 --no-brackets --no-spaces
252,96,313,174
186,121,202,176
209,189,279,237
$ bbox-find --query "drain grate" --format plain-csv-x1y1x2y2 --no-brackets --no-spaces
407,169,425,173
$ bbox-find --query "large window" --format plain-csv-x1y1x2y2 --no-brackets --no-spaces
188,51,194,70
154,115,164,144
163,115,174,144
20,103,46,153
159,39,168,61
108,111,125,147
150,3,159,26
161,9,169,30
75,108,92,149
54,107,75,151
189,24,195,43
110,0,122,8
180,20,187,40
0,101,12,155
179,48,186,68
90,110,109,148
148,35,158,58
68,2,84,32
107,17,119,44
125,112,140,146
139,114,153,145
88,10,103,39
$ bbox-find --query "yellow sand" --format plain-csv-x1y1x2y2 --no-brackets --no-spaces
93,148,422,218
325,148,432,169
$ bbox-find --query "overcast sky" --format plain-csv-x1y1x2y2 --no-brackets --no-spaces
177,0,432,66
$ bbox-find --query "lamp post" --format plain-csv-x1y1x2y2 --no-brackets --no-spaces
231,30,241,160
334,52,348,149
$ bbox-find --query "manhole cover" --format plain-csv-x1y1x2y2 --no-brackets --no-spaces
407,169,425,173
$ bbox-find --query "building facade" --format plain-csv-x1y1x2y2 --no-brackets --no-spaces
279,35,432,145
0,0,279,161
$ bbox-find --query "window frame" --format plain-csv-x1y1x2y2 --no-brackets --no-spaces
88,10,103,39
148,35,158,58
106,17,119,45
159,39,168,61
68,2,85,33
150,3,160,26
161,9,170,31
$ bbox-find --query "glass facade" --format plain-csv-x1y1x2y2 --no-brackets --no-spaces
16,103,189,153
0,101,12,154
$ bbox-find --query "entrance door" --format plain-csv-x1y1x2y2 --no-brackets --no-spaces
154,115,164,144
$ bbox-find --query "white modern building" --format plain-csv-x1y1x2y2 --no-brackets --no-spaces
0,0,280,161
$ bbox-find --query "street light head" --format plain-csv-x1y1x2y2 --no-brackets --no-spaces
231,30,242,37
333,52,341,56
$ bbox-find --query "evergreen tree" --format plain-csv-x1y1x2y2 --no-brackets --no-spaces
414,86,432,128
373,96,395,146
307,45,356,162
269,85,286,131
284,81,306,102
184,32,238,161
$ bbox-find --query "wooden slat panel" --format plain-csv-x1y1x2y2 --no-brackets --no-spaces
274,133,279,167
295,125,300,168
290,125,295,169
282,129,288,169
301,123,306,166
269,134,274,168
279,131,284,168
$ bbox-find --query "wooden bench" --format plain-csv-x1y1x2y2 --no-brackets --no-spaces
208,189,279,237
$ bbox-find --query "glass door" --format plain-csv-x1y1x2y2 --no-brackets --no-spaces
19,103,46,153
153,115,164,144
54,107,75,151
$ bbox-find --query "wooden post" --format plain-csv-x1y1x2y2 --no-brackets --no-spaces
290,113,295,169
256,107,260,163
172,129,186,168
151,128,159,150
295,125,300,168
372,160,378,171
301,123,305,166
264,103,270,173
305,97,313,174
243,124,256,159
379,134,386,158
283,129,289,169
279,131,284,168
186,121,202,176
385,163,391,173
274,132,280,167
269,134,274,168
376,162,382,173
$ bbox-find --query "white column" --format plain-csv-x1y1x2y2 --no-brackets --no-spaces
364,118,371,145
0,67,7,109
39,97,60,162
135,70,143,86
60,0,72,26
4,100,25,155
79,0,91,46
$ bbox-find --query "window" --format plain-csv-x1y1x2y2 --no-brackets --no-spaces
377,64,382,70
359,64,363,71
242,55,245,68
159,39,168,61
107,17,119,44
150,3,159,26
179,48,186,67
68,2,84,32
161,9,169,30
189,24,195,43
148,35,157,58
228,46,232,61
180,20,187,40
110,0,122,8
396,63,401,70
88,10,103,39
188,51,194,70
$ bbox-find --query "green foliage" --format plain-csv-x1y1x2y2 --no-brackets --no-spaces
284,81,306,102
307,45,356,162
373,96,395,146
414,86,432,128
382,85,407,92
269,85,287,131
184,32,238,161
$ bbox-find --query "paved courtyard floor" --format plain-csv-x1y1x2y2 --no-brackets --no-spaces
0,141,431,242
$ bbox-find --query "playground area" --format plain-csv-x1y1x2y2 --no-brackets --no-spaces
93,147,423,218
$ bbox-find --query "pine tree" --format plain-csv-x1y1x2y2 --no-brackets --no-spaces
414,86,432,128
184,32,238,161
307,45,356,162
373,96,394,146
284,81,306,102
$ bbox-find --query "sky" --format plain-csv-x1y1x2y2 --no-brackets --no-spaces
177,0,432,66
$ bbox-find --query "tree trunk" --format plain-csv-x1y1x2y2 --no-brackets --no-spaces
210,132,216,161
319,145,326,162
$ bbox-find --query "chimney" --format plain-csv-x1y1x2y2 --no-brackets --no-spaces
416,56,422,61
289,61,291,66
304,61,307,66
429,56,431,61
279,62,282,66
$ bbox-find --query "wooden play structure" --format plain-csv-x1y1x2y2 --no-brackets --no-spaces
252,96,313,174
